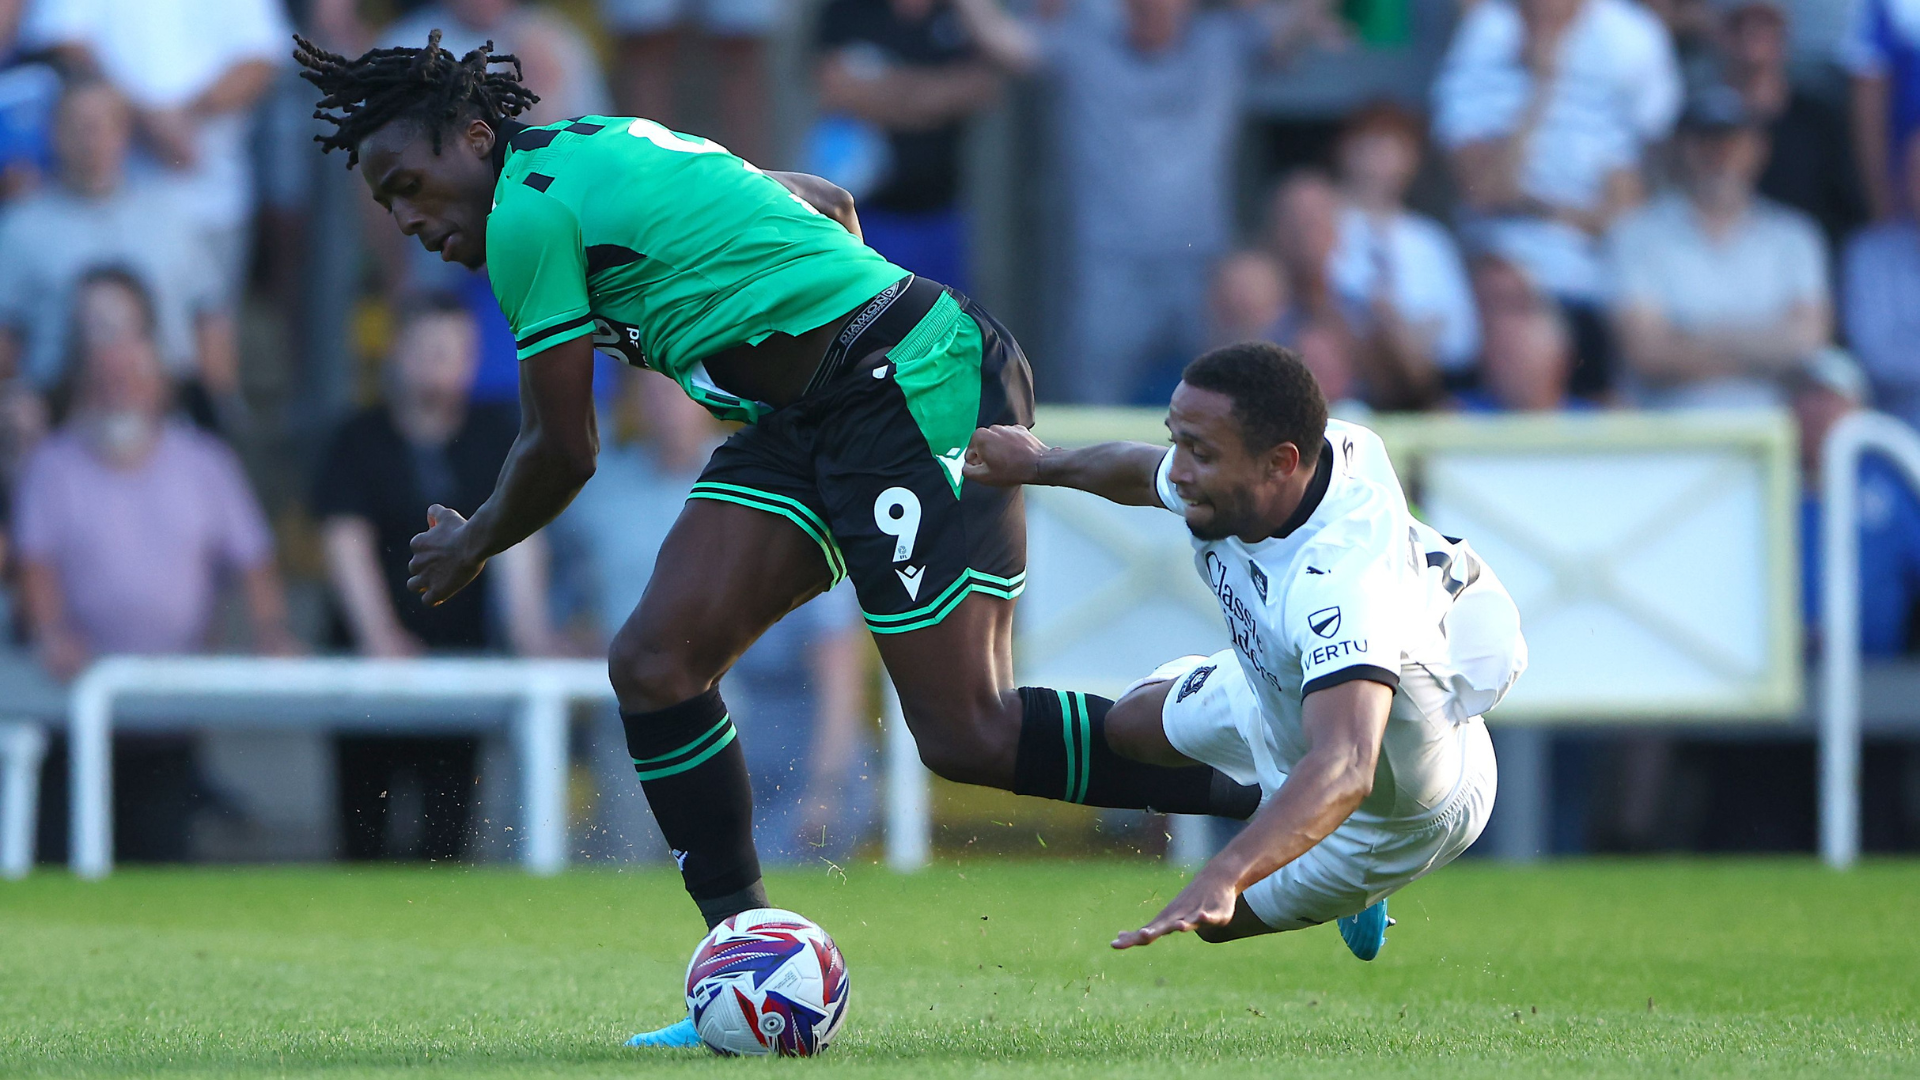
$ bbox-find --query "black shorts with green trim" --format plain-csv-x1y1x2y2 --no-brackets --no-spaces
690,274,1033,634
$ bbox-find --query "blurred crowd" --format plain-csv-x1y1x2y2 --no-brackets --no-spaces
1,0,1918,861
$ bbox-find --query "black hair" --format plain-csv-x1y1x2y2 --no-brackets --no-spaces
1181,342,1328,464
293,29,539,168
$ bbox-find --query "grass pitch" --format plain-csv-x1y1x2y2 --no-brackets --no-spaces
1,860,1914,1078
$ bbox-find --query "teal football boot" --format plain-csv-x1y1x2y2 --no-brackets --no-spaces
625,1016,702,1049
1337,898,1394,961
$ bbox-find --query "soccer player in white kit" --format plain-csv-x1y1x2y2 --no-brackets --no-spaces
963,342,1526,958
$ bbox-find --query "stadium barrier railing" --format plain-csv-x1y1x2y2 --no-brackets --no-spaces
0,721,46,879
1818,410,1920,868
64,656,614,879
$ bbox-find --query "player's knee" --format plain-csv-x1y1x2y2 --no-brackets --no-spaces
1106,681,1185,767
904,698,1018,786
607,624,712,711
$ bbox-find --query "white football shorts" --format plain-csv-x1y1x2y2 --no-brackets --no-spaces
1150,651,1498,931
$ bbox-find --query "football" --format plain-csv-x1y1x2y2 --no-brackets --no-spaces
684,908,850,1056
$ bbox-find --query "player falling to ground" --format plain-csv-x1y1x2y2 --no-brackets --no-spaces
965,343,1526,957
292,33,1263,1043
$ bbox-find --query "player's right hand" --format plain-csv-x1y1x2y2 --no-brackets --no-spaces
962,424,1049,487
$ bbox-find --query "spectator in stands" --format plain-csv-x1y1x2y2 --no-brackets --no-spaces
0,79,236,409
955,0,1339,404
1844,127,1920,431
813,0,1003,288
556,371,874,864
312,295,556,861
13,269,296,680
1606,84,1830,410
1432,0,1681,399
384,0,610,126
1844,0,1920,220
1722,1,1868,256
1456,254,1578,411
22,0,291,299
1326,102,1478,411
0,0,57,200
1260,170,1363,408
11,271,296,862
1795,347,1920,657
1206,250,1296,352
604,0,774,168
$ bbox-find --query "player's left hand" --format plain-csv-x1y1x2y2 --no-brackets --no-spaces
407,505,486,607
1112,867,1240,949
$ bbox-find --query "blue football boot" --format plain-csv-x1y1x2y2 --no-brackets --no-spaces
1337,898,1394,961
625,1016,702,1049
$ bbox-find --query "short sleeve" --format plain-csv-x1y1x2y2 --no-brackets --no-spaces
1842,0,1892,77
311,416,375,522
20,0,104,49
1604,211,1661,309
1781,212,1831,304
1415,219,1480,371
0,213,31,329
1430,1,1521,148
1617,4,1682,142
1153,447,1183,514
217,0,294,66
486,187,594,360
203,439,274,569
1284,542,1406,697
11,444,65,560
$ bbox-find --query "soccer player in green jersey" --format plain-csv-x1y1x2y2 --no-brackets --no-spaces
294,32,1260,1046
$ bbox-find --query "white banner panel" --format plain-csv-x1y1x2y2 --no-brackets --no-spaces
1015,408,1801,724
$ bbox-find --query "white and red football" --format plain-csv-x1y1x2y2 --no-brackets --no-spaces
684,907,850,1056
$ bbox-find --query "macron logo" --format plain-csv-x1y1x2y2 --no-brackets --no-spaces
896,565,925,600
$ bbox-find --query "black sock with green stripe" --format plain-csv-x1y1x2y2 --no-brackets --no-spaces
1011,687,1260,819
621,688,768,927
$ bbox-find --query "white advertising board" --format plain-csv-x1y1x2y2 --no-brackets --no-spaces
1015,408,1801,723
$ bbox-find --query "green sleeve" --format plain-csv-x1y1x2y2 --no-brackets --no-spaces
486,187,594,360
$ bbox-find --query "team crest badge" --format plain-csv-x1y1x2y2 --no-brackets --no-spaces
1248,562,1268,602
1176,665,1217,703
1309,607,1341,638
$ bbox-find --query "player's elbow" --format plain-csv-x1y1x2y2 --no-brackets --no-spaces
536,437,597,488
1334,760,1375,808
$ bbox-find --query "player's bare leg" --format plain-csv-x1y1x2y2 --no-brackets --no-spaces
872,596,1260,817
608,498,833,928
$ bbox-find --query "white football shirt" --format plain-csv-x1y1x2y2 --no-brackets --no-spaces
1155,419,1526,819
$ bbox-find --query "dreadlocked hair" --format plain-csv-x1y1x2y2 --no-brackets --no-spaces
293,29,540,168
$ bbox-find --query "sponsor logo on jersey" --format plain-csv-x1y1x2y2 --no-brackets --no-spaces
1249,562,1268,602
1306,566,1327,575
1308,639,1368,667
1309,606,1342,638
895,564,925,600
1205,552,1283,693
1176,664,1217,703
671,848,689,870
591,315,650,368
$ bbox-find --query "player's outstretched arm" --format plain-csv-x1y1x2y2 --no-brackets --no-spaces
767,171,862,239
1113,678,1393,949
407,335,599,606
963,425,1167,507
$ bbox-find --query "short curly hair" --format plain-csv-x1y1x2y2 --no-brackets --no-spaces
1180,342,1328,463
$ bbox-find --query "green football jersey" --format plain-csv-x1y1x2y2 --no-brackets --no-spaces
486,116,908,423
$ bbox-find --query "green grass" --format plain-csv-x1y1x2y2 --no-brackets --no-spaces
0,860,1914,1078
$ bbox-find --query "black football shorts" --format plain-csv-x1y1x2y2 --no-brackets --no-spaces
689,274,1033,633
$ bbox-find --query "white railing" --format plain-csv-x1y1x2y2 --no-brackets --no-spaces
66,657,615,879
1819,411,1920,868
